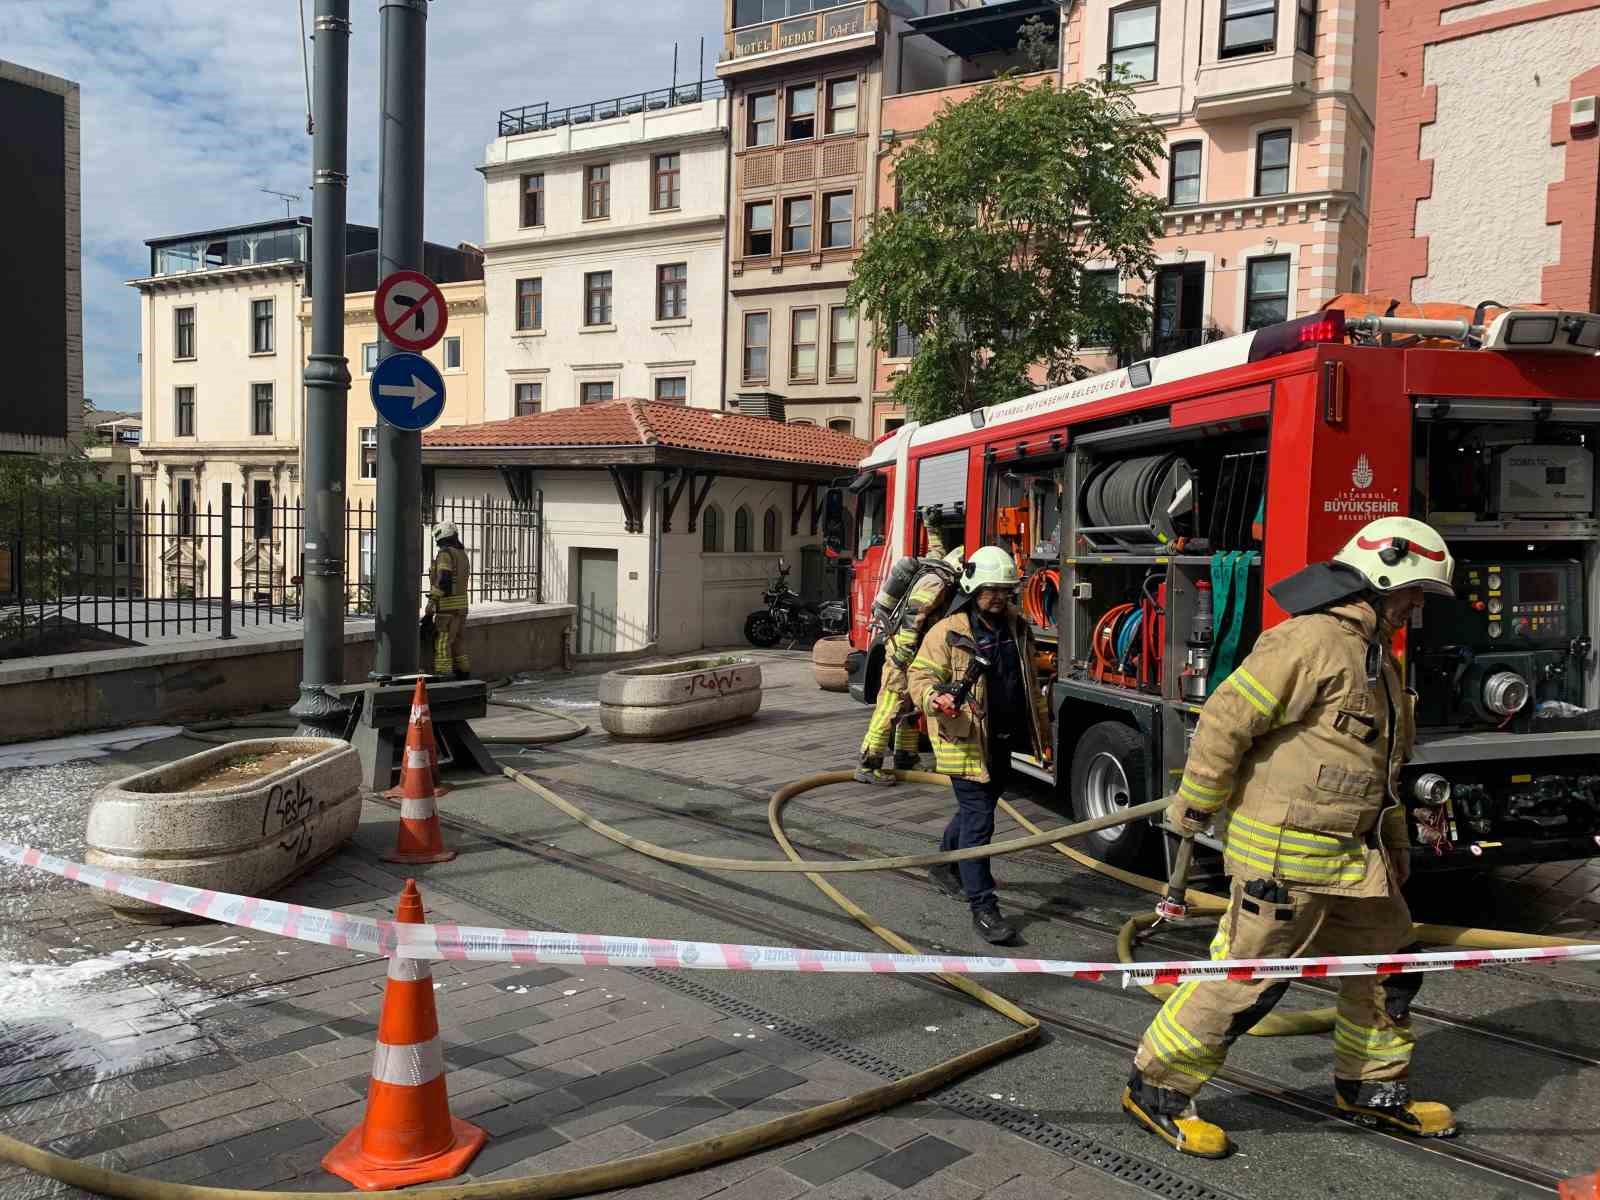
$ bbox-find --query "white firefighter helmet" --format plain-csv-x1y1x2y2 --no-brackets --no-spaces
433,521,459,543
960,545,1021,594
944,545,965,570
1332,516,1455,597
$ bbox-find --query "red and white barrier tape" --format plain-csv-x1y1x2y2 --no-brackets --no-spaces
5,841,1598,986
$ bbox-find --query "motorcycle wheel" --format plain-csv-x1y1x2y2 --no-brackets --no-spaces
744,611,782,648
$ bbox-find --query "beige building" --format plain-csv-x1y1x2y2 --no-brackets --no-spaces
481,80,730,416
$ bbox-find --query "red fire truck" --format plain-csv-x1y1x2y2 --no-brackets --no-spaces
832,303,1600,872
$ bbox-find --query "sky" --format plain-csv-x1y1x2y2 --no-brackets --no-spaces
5,0,725,413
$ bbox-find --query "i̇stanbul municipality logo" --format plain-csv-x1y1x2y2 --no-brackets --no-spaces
1324,453,1396,521
1351,454,1374,489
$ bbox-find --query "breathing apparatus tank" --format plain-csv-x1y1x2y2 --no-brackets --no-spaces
872,555,925,627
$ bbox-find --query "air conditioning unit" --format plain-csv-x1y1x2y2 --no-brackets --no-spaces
1572,95,1597,131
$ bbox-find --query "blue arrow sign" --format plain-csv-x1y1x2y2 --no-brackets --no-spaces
369,351,446,431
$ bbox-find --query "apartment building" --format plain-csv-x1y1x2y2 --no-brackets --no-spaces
871,0,1375,432
1370,0,1600,311
480,80,730,417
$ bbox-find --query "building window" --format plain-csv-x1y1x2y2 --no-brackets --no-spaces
515,382,543,415
826,78,857,134
743,311,770,382
734,505,753,553
702,504,723,553
790,307,819,382
786,83,816,141
175,387,195,437
585,271,613,325
174,307,195,359
115,474,128,508
891,323,921,359
251,298,274,354
1222,0,1276,57
783,196,813,253
359,530,376,584
521,173,545,227
177,478,195,536
443,336,461,369
828,417,854,435
884,417,905,434
1350,259,1364,294
1108,3,1157,82
1357,144,1370,207
253,479,273,541
762,508,780,552
516,277,543,331
828,306,856,380
252,382,273,436
749,91,777,148
822,191,853,249
657,262,688,320
580,381,615,405
1255,129,1291,196
585,163,611,219
1296,0,1317,54
1168,141,1202,205
1081,269,1120,344
746,201,774,257
363,342,380,373
652,153,681,211
655,376,687,403
360,426,378,478
1245,255,1291,329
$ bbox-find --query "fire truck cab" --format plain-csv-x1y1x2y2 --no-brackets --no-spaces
835,304,1600,872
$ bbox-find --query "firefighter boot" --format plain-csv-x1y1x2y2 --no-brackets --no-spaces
1335,1080,1457,1138
853,754,897,787
1122,1071,1230,1159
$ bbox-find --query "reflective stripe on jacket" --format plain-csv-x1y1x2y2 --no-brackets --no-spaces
1178,601,1412,897
906,607,1051,784
430,544,471,612
879,569,957,694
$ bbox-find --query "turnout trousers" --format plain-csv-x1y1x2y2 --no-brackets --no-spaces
860,681,921,762
433,611,469,677
1134,877,1421,1096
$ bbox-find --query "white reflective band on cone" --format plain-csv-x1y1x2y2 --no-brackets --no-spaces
387,955,431,982
406,749,431,769
411,705,430,722
400,798,435,820
371,1038,444,1087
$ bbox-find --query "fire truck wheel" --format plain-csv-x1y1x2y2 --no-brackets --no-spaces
1068,721,1150,868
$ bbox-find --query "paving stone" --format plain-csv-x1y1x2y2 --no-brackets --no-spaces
711,1066,807,1109
459,1007,551,1041
865,1135,970,1189
461,1122,569,1176
626,1095,734,1141
45,1112,170,1158
564,1062,666,1106
800,1171,902,1200
702,1165,814,1200
780,1132,890,1186
979,1174,1084,1200
900,1174,985,1200
118,1112,260,1170
237,1025,340,1061
487,967,570,990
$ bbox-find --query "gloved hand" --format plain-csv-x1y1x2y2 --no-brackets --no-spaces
1166,793,1212,836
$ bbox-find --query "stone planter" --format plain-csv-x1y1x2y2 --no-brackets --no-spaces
812,636,851,692
86,738,362,921
599,657,762,739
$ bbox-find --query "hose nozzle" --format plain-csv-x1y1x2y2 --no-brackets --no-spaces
1156,834,1196,921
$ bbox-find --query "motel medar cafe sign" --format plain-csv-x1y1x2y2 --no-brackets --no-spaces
732,2,870,57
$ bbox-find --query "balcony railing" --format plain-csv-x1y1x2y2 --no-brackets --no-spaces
722,1,881,64
498,79,726,138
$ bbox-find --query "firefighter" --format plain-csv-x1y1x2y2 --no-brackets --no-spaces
1122,516,1459,1159
426,522,472,680
908,546,1051,944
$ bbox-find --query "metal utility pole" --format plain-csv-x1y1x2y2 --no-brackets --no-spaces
371,0,428,680
292,0,354,737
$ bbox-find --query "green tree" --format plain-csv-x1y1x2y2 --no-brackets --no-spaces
847,75,1165,423
0,455,119,648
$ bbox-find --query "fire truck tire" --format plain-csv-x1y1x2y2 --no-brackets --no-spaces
1068,721,1150,868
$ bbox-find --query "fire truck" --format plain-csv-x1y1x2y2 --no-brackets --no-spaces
830,302,1600,872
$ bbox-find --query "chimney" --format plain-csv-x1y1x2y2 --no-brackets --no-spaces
735,391,786,423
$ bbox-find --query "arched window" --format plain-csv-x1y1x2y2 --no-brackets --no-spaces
734,505,753,553
762,507,781,552
827,417,854,435
702,504,723,553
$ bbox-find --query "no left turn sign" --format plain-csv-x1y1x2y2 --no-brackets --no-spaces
374,269,448,353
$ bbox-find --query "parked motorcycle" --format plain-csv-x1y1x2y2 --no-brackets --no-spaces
744,561,845,647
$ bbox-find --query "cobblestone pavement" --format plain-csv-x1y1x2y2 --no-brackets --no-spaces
0,648,1596,1200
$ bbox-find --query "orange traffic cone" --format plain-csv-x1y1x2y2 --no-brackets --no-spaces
323,880,486,1190
382,681,455,865
386,679,445,800
1561,1172,1599,1200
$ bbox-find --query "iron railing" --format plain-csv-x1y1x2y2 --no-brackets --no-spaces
498,79,725,137
0,489,543,660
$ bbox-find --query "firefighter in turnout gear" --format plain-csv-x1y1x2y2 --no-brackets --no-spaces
907,546,1051,944
1123,517,1459,1159
855,510,963,786
427,522,472,679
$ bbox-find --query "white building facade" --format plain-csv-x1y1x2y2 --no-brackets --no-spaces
480,83,731,416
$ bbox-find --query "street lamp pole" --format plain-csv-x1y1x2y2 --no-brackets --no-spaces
371,0,428,679
293,0,354,736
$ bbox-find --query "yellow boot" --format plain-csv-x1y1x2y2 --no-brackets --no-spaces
1122,1073,1231,1158
1335,1080,1457,1138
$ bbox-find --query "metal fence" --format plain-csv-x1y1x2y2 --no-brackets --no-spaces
0,488,543,660
498,79,725,137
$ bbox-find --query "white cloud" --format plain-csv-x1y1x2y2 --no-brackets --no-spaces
4,0,723,410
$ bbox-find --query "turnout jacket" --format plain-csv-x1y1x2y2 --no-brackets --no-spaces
878,564,960,695
429,544,472,612
907,607,1051,783
1176,601,1413,897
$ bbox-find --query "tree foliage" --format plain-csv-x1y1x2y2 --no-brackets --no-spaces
847,75,1165,423
0,454,119,645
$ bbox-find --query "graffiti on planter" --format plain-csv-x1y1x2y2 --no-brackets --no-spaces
262,779,320,862
684,669,744,698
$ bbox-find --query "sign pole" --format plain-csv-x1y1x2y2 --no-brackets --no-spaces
373,0,428,680
292,0,354,737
